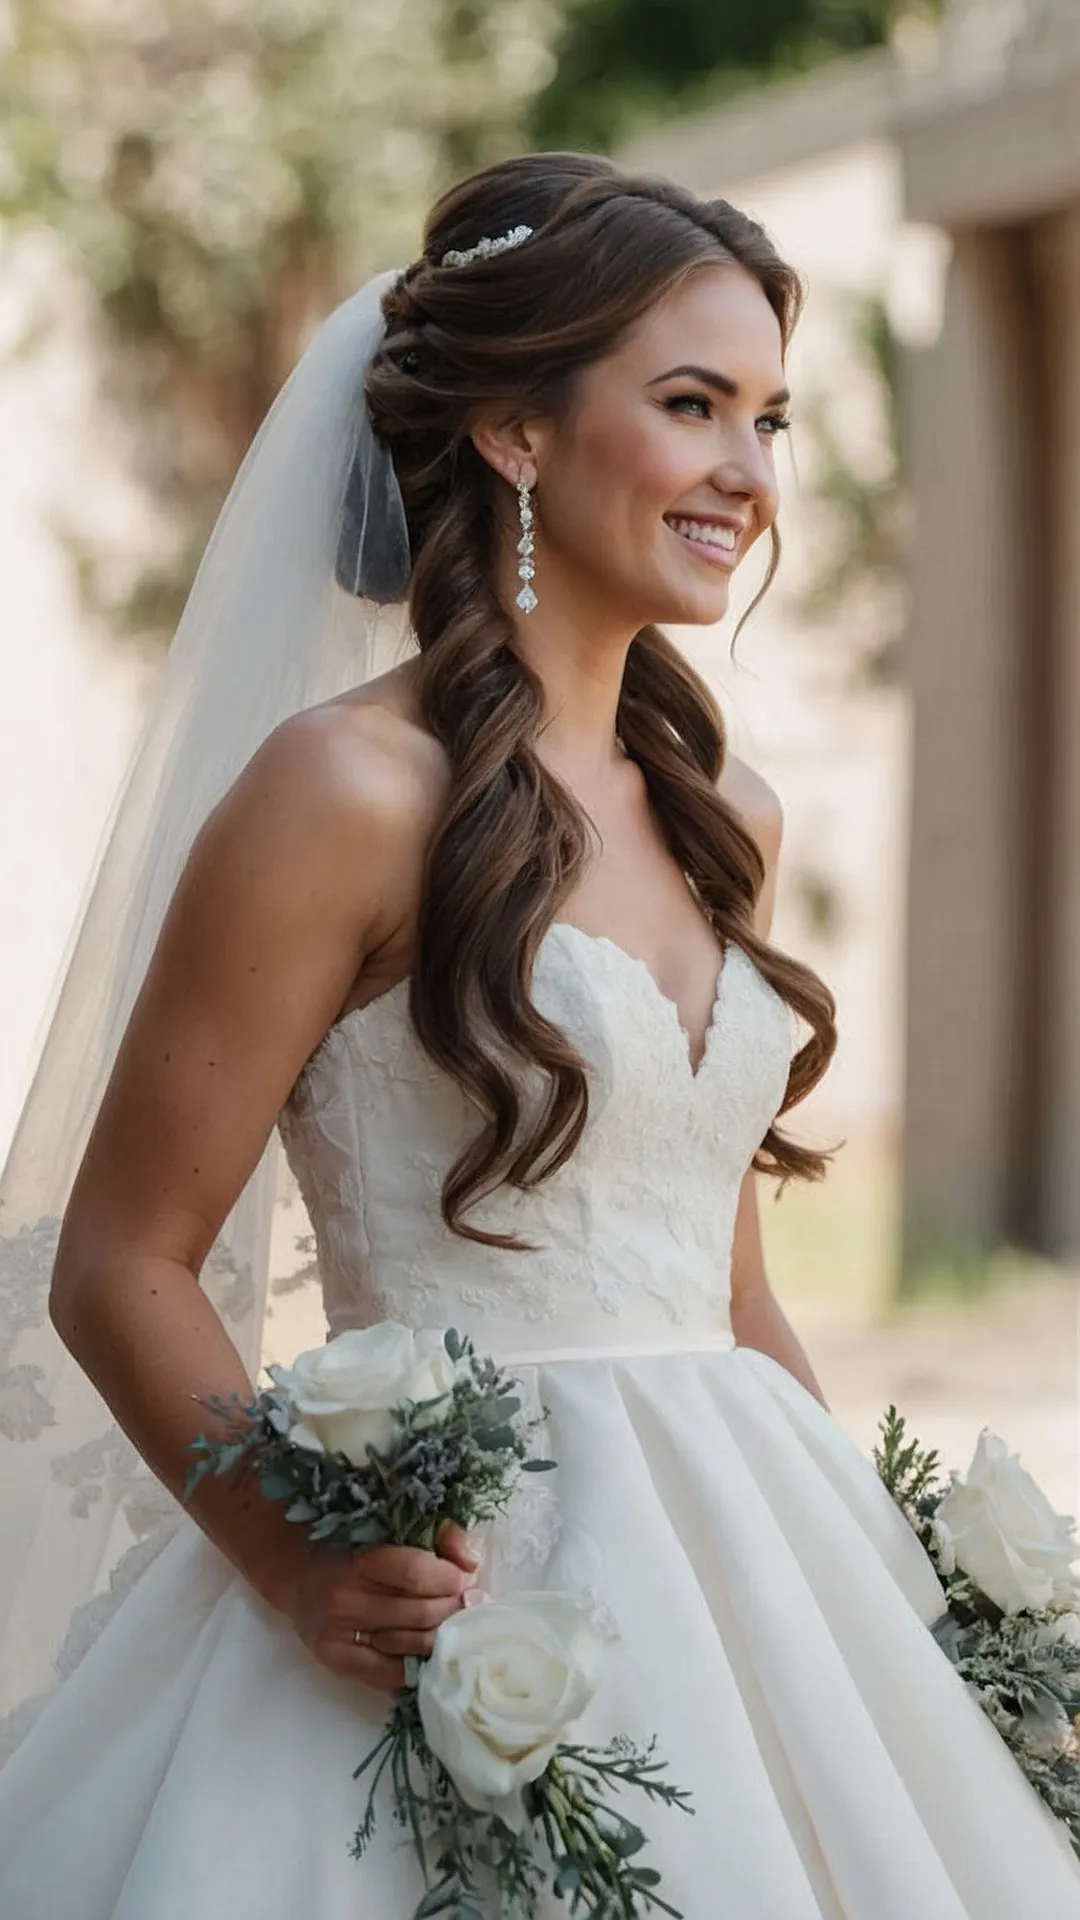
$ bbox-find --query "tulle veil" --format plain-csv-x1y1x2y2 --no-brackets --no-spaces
0,266,416,1752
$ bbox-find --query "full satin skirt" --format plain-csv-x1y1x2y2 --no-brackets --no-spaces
2,1344,1080,1918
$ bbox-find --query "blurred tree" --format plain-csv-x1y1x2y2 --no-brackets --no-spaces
0,0,561,643
0,0,935,644
530,0,942,152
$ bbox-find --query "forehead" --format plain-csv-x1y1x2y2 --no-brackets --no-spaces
602,262,786,391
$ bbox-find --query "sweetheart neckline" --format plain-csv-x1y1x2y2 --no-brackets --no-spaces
317,921,737,1084
551,922,729,1081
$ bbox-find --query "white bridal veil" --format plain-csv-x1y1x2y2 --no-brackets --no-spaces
0,266,416,1751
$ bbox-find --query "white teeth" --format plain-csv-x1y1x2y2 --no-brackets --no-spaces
667,516,737,551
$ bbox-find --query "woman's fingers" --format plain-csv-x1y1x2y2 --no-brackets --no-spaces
351,1592,463,1634
356,1543,475,1599
310,1546,487,1683
359,1628,437,1659
435,1519,483,1574
323,1640,406,1693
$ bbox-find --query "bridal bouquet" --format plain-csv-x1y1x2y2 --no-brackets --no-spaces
186,1323,692,1917
875,1405,1080,1856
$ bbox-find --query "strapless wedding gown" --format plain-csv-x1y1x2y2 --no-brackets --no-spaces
1,922,1079,1918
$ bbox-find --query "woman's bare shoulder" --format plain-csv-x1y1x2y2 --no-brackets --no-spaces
185,662,448,973
245,662,448,853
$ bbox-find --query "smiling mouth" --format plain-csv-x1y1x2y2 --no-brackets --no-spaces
664,515,740,569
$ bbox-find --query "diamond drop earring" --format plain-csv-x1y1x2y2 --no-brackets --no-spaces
515,472,537,614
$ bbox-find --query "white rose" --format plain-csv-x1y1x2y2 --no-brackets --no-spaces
417,1592,604,1832
267,1323,459,1466
931,1429,1080,1614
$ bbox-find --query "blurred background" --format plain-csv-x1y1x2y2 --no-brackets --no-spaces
1,0,1077,1507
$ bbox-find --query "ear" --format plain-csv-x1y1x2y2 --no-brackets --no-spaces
469,413,541,491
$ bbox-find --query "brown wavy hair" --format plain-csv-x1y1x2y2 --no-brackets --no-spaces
364,151,838,1246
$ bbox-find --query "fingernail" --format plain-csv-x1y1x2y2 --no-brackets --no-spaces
464,1531,487,1565
463,1586,489,1608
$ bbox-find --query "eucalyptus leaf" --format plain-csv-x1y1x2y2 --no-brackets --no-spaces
411,1398,454,1433
344,1516,386,1546
182,1460,211,1500
308,1512,346,1540
212,1441,250,1474
258,1474,298,1503
414,1879,462,1915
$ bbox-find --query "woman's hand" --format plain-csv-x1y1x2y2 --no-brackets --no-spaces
274,1520,482,1694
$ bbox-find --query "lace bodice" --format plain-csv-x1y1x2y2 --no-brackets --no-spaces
277,923,797,1361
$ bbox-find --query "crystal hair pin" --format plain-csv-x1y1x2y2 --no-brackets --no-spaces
440,223,534,269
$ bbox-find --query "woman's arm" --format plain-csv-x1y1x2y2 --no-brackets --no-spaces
729,1175,830,1409
722,766,831,1411
50,700,476,1688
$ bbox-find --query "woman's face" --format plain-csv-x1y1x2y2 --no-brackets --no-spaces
534,262,790,629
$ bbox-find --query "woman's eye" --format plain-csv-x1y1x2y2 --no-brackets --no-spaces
664,392,712,419
759,413,792,438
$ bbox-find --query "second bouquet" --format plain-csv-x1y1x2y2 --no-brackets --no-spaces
185,1322,692,1918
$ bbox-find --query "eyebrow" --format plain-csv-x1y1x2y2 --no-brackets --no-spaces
647,364,791,408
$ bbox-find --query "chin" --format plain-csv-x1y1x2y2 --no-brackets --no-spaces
619,564,732,630
654,582,732,627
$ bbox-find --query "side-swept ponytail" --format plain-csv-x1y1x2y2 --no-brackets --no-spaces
364,152,837,1241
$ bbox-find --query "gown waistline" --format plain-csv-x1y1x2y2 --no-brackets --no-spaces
491,1329,738,1368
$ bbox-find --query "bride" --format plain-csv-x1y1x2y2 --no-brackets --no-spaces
1,149,1079,1918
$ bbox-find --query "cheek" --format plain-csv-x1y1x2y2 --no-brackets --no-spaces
546,416,690,550
593,412,696,511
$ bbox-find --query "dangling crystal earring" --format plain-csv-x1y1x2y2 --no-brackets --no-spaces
515,472,537,614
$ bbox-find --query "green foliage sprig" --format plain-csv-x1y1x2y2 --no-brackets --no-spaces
872,1401,943,1533
353,1690,693,1918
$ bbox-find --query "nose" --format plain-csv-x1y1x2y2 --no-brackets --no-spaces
710,439,779,524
